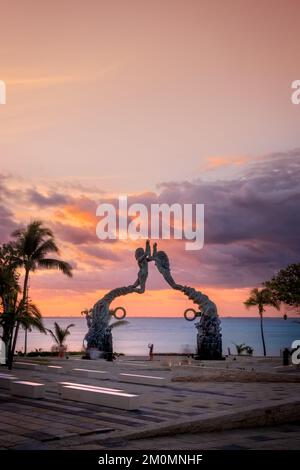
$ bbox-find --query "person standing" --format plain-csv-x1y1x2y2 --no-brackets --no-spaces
148,343,154,361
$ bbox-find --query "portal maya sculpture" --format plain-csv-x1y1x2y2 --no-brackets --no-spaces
83,241,222,360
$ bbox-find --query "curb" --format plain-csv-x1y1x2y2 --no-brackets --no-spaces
102,398,300,442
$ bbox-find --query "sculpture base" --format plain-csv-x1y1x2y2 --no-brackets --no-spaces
194,354,225,361
88,349,103,360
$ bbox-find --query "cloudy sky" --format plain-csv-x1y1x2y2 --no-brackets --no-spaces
0,1,300,316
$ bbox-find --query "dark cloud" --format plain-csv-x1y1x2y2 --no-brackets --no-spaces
51,222,97,245
81,244,121,262
155,150,300,287
49,179,106,195
0,204,18,242
63,151,299,289
0,176,18,241
26,189,69,207
0,174,12,198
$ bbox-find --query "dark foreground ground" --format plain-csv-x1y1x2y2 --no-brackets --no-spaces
0,355,299,450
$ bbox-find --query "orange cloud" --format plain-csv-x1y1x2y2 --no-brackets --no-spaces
58,205,96,226
6,64,121,88
204,155,249,170
7,76,80,87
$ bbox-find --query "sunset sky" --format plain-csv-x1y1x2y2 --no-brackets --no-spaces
0,0,300,317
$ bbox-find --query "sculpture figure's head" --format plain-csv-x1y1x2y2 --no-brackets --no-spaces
135,247,144,260
155,250,170,270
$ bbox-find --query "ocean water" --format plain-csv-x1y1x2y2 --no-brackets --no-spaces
15,316,300,357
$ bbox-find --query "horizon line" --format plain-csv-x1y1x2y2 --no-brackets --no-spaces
41,315,299,319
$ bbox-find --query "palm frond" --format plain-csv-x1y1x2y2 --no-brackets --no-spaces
32,239,59,260
47,328,59,344
244,298,257,309
47,322,74,346
244,287,280,311
38,259,73,277
15,300,47,333
110,320,129,329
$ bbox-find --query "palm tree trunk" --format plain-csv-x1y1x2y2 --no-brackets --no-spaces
1,297,10,365
5,324,13,366
4,341,8,365
8,269,30,370
259,309,267,356
7,329,15,370
24,328,28,355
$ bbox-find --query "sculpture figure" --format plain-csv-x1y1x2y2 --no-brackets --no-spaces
149,243,222,359
84,240,150,355
132,240,151,293
84,240,222,360
149,242,182,290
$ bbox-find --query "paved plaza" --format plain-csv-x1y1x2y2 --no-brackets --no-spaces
0,356,299,450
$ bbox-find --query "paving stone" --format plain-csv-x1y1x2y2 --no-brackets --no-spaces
25,431,60,441
12,440,49,450
1,356,300,449
209,444,251,450
248,435,279,442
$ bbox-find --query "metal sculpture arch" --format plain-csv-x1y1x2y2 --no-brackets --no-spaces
83,241,222,360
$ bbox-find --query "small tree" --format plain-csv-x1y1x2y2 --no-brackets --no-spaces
244,288,280,356
264,263,300,308
47,322,74,357
233,343,254,356
245,345,254,356
234,343,246,355
108,309,129,329
0,296,46,362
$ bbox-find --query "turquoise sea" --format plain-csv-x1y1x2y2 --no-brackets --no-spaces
15,316,300,357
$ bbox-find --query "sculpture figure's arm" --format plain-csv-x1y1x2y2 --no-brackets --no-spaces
137,252,147,263
138,240,151,263
145,239,151,257
147,241,157,261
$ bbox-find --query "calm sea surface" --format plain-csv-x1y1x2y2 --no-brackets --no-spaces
15,317,300,357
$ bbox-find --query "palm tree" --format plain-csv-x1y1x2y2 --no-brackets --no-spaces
12,220,73,301
17,301,46,336
108,309,129,329
0,244,20,363
233,343,253,356
0,296,46,363
47,322,74,356
234,343,246,355
244,288,280,356
8,221,73,365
